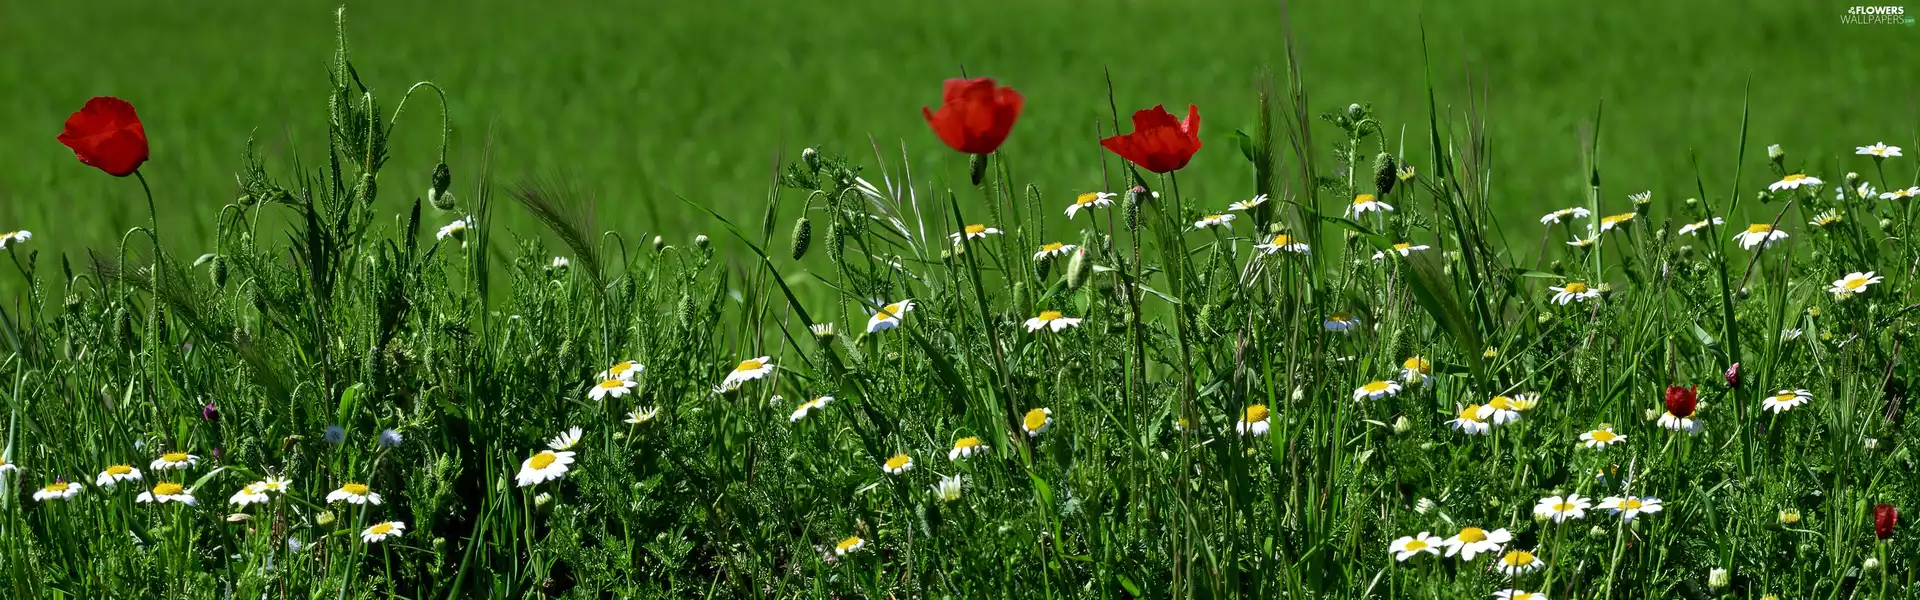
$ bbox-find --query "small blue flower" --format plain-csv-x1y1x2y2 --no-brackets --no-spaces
378,429,404,448
323,425,347,445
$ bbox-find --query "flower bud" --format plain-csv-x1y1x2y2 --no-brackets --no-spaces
358,172,377,205
1756,190,1772,204
535,492,553,507
1846,172,1862,189
226,513,252,523
210,255,229,288
1373,153,1398,196
801,147,821,173
1767,144,1785,166
969,153,989,186
1880,218,1895,231
1724,362,1741,388
810,322,836,343
651,235,665,252
694,235,710,250
316,511,336,526
1777,508,1801,526
1397,165,1416,182
1864,557,1883,573
790,217,812,260
1709,568,1730,589
430,162,452,199
1065,249,1091,293
1392,416,1412,435
1347,103,1365,120
1588,525,1607,537
1414,498,1436,514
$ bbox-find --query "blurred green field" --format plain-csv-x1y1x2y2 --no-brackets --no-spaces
3,0,1916,263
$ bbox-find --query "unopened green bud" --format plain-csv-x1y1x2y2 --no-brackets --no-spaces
801,147,821,173
1347,103,1364,120
1064,249,1091,293
790,217,812,260
210,255,229,288
1392,416,1412,434
315,511,336,526
651,235,665,252
428,188,456,211
358,172,377,205
969,153,988,186
430,162,451,198
809,322,836,343
1767,144,1785,165
1757,190,1772,204
1373,153,1398,196
1880,218,1895,231
237,193,257,207
694,235,710,251
1846,172,1862,189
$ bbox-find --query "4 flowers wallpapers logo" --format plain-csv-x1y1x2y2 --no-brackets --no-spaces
5,73,1907,595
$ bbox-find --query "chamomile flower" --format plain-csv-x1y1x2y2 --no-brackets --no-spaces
1580,425,1625,449
0,230,31,249
1193,213,1235,230
721,357,775,390
1236,404,1271,437
1065,192,1115,218
1022,408,1054,437
1658,407,1702,434
834,536,865,556
1254,233,1309,255
230,483,271,507
1399,356,1433,385
882,453,914,475
1494,590,1547,600
1781,328,1803,341
260,476,291,494
95,464,143,487
1809,210,1843,228
325,483,383,505
1762,389,1812,414
624,406,661,425
1347,194,1394,216
1829,271,1883,297
599,360,643,381
867,300,914,333
1599,213,1636,232
1496,550,1544,575
949,224,1002,245
1442,526,1510,561
33,481,80,501
436,217,472,244
1228,194,1270,211
1031,243,1075,262
1597,496,1664,521
1353,380,1402,401
1388,532,1444,561
1852,182,1878,200
1372,242,1430,260
1024,311,1082,333
949,436,987,461
932,474,965,502
515,449,576,487
1628,190,1652,204
1449,404,1492,435
1768,174,1823,192
1549,282,1600,305
548,427,582,450
1534,494,1592,523
588,378,637,400
361,521,406,544
550,256,570,269
1566,235,1597,248
789,396,832,422
1734,224,1789,250
1479,394,1535,425
150,452,198,471
0,458,16,473
1539,207,1591,225
136,482,195,505
1677,217,1725,236
1857,142,1902,158
1323,312,1358,332
1881,186,1920,200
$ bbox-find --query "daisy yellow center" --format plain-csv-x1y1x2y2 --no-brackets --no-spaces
964,224,986,235
836,536,862,551
106,465,133,476
1205,214,1224,221
152,483,184,496
1845,277,1869,290
1562,282,1588,293
1361,381,1392,393
1244,404,1270,423
735,359,764,372
1328,312,1351,322
161,452,189,463
1036,311,1063,322
43,483,68,493
1622,499,1643,510
1270,234,1291,245
884,454,911,470
1403,539,1429,551
1589,429,1618,442
1747,223,1772,234
1488,396,1513,410
1604,213,1634,224
597,379,626,389
369,523,395,534
1023,409,1050,432
1783,174,1806,182
1403,357,1430,373
529,452,558,469
1502,551,1536,566
1458,405,1485,421
1354,194,1376,205
1075,193,1099,205
1553,502,1577,512
609,361,635,375
1775,392,1797,402
1393,243,1412,251
341,483,369,496
953,436,981,450
1456,527,1488,543
1514,595,1538,600
1040,243,1063,253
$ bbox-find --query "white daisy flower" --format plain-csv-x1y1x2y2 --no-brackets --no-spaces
1193,213,1235,230
1388,532,1444,562
1353,380,1402,401
1677,217,1724,236
1346,194,1394,216
932,474,965,502
230,483,271,507
1228,194,1270,211
1566,235,1597,248
1478,394,1536,426
1597,496,1664,521
949,224,1002,245
515,449,576,487
436,217,472,243
1494,589,1548,600
33,481,81,501
1808,210,1843,228
325,483,383,505
1323,312,1358,332
1768,174,1823,192
721,356,775,390
1236,404,1272,437
949,436,987,461
599,360,643,381
1658,407,1702,435
1442,526,1511,561
867,300,914,333
1399,356,1432,386
550,256,570,269
0,230,31,249
547,427,583,451
1534,494,1592,523
0,458,17,473
789,396,832,422
1857,142,1902,158
1372,242,1430,260
1254,233,1309,255
1448,404,1492,435
1781,328,1803,341
1022,408,1053,437
1031,243,1076,262
1881,186,1920,200
1579,425,1625,449
1734,224,1789,250
1762,389,1812,414
1853,182,1878,200
1024,311,1082,333
587,378,636,401
136,482,196,505
1628,191,1652,203
834,536,865,556
624,406,660,425
95,464,143,487
1539,207,1591,225
150,452,197,471
881,453,914,475
1496,550,1544,576
1549,282,1600,305
360,521,406,544
1829,271,1883,297
1065,192,1115,218
260,476,292,494
1598,213,1636,232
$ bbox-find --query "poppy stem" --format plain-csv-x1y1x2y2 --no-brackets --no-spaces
134,169,163,411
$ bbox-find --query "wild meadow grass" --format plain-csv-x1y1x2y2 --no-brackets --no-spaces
2,9,1918,600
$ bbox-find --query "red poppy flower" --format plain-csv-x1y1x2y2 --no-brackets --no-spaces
1100,104,1202,174
1664,385,1697,418
57,97,149,177
922,78,1024,155
1876,503,1898,540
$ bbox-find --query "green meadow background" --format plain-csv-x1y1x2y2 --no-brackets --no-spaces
2,0,1916,263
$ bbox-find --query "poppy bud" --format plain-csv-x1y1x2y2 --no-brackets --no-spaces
1875,503,1897,539
1373,153,1398,196
969,153,988,186
801,147,821,173
1724,362,1740,388
1125,186,1147,231
1065,249,1091,293
1665,385,1698,418
202,402,219,422
358,172,377,205
430,162,452,200
428,188,456,211
790,217,812,260
210,255,229,288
